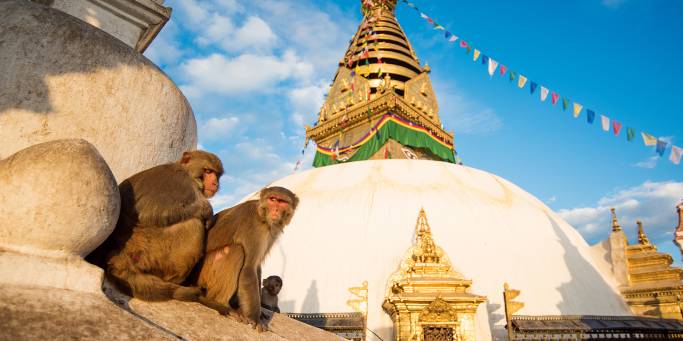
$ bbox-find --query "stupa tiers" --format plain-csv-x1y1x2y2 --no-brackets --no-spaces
593,208,683,319
305,0,455,167
383,209,485,341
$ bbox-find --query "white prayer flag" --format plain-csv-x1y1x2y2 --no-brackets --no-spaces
540,86,549,102
488,59,499,77
601,115,610,131
670,145,683,165
448,35,458,43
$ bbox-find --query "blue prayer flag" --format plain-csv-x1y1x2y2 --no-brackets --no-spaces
587,109,595,124
656,139,668,156
482,55,488,65
530,82,538,94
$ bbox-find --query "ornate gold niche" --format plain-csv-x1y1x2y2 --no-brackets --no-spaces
382,209,486,341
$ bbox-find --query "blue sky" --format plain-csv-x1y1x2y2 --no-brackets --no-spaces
146,0,683,258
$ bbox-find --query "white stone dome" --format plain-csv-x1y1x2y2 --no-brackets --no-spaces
261,159,631,340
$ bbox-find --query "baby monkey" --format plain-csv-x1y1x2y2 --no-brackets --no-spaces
260,275,282,313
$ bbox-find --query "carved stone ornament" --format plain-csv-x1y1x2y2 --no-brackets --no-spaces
420,297,459,323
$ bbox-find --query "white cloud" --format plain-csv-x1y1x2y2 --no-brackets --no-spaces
179,51,313,95
196,13,235,47
199,117,240,141
633,156,659,169
227,16,277,52
288,82,328,126
558,181,683,244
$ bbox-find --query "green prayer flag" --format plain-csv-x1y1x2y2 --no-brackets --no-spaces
562,98,568,111
509,71,517,82
627,127,635,141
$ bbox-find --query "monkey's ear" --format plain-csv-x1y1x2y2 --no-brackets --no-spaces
180,151,192,165
262,279,267,287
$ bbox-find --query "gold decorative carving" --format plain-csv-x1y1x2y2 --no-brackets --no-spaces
382,208,485,341
347,280,369,317
503,283,525,341
611,207,622,232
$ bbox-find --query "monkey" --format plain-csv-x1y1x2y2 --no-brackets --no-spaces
260,275,282,313
196,187,299,331
88,150,223,303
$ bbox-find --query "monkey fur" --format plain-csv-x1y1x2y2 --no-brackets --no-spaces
88,150,223,302
197,187,299,331
260,275,282,313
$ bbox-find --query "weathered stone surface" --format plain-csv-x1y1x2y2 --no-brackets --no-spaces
0,285,177,340
0,0,197,182
0,139,119,293
127,298,346,340
0,139,120,258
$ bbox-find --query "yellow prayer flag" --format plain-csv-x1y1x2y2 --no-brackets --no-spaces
473,49,481,61
573,103,583,118
517,75,527,88
641,132,657,146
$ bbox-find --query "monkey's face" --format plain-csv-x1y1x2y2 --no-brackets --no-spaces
202,169,219,198
267,281,282,295
265,195,293,228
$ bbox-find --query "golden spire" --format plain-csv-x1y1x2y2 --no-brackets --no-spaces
637,221,651,245
361,0,397,14
414,208,439,263
611,208,622,232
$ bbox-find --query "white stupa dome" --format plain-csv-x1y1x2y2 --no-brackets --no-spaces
261,159,630,340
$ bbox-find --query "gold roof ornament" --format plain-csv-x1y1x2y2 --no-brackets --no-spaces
611,208,622,232
382,208,485,341
306,0,454,165
637,221,651,246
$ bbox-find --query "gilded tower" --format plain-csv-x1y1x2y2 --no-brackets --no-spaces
306,0,455,167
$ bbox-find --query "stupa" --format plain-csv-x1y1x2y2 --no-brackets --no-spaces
260,1,639,340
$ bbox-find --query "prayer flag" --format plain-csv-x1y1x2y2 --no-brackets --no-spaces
587,109,595,123
434,24,445,30
540,86,549,102
612,120,622,136
656,139,668,156
670,145,683,165
601,115,610,131
460,40,468,48
518,75,527,88
444,31,452,39
641,132,657,146
627,127,635,141
500,65,507,75
466,46,472,54
482,55,488,65
573,102,582,118
488,59,499,76
420,12,429,19
530,82,538,94
448,34,458,42
509,71,517,82
427,18,434,24
562,98,568,111
473,49,481,61
551,92,559,104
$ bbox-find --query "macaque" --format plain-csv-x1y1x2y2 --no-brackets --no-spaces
88,150,223,302
260,275,282,313
197,187,299,331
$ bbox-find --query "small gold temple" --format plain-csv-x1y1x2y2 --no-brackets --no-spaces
595,208,683,319
382,208,485,341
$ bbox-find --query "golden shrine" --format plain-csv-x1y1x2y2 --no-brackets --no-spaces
382,209,485,341
595,208,683,319
306,0,456,167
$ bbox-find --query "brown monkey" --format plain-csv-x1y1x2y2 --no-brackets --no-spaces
197,187,299,331
260,275,282,313
88,150,223,302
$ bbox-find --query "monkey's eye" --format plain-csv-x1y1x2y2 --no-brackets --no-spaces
204,168,213,175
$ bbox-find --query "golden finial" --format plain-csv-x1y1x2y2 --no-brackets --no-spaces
415,207,431,240
414,208,439,263
360,0,397,14
611,208,621,232
637,221,651,245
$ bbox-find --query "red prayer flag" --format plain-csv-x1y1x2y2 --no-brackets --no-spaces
459,40,468,48
612,120,622,136
551,92,559,104
499,65,507,75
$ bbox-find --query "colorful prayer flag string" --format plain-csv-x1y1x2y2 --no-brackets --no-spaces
400,0,679,165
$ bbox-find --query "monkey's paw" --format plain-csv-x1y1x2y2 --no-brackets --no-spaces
255,320,269,333
172,286,202,301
